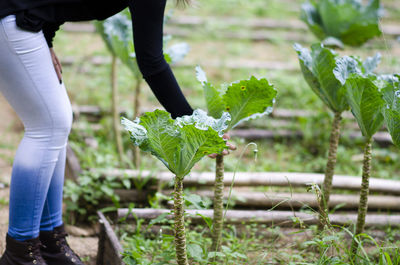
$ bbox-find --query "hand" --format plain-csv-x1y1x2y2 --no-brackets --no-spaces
50,48,63,83
208,133,237,159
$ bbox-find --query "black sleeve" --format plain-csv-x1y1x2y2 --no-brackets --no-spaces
128,0,193,119
43,22,63,48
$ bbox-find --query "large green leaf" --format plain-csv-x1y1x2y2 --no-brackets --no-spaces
175,109,231,136
343,75,385,138
196,66,226,119
301,0,382,46
223,77,276,130
294,43,348,112
380,75,400,148
122,110,227,178
198,67,277,131
333,56,363,85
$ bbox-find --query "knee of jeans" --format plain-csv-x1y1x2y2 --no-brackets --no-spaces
53,109,73,137
25,109,72,141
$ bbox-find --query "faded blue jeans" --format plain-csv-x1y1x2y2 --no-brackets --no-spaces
0,15,72,241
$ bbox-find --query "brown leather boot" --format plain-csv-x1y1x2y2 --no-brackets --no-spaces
0,234,47,265
39,225,83,265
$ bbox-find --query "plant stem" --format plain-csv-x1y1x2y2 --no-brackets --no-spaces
351,137,373,255
111,56,124,164
173,176,189,265
318,111,342,230
132,77,142,168
211,154,224,252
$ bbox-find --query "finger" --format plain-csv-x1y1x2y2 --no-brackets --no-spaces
226,142,237,151
208,153,217,159
222,150,229,156
223,134,230,140
54,54,63,74
55,64,62,83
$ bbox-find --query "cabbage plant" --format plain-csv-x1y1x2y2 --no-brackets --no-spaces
334,59,395,254
301,0,382,47
381,75,400,148
295,43,381,230
122,109,228,265
95,9,189,166
196,67,277,251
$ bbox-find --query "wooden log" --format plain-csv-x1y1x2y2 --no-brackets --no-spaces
177,190,400,211
271,108,354,120
164,26,312,42
167,16,400,37
117,208,400,227
97,212,124,265
93,169,400,195
62,19,400,37
230,129,393,146
168,16,307,31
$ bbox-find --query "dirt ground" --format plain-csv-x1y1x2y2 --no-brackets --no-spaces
0,94,98,264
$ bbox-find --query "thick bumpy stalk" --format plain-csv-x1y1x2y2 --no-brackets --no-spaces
111,56,124,163
173,177,189,265
132,77,142,168
211,154,224,252
351,138,372,255
318,112,342,230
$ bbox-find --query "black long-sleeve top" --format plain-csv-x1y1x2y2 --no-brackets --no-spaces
0,0,194,119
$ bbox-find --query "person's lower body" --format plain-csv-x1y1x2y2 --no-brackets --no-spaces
0,15,82,264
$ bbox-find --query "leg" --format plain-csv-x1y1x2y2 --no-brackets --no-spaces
0,15,73,241
40,142,67,231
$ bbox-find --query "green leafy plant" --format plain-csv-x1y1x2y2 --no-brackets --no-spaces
301,0,382,47
122,109,229,265
380,75,400,148
294,43,381,230
64,170,122,224
334,58,388,254
196,66,277,251
95,9,189,167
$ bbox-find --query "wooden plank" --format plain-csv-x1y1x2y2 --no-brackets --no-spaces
117,208,400,227
93,169,400,195
97,212,124,265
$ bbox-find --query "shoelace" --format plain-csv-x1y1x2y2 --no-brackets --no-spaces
28,241,46,264
53,232,81,262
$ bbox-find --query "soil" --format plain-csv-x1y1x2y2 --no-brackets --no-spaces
0,94,98,264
